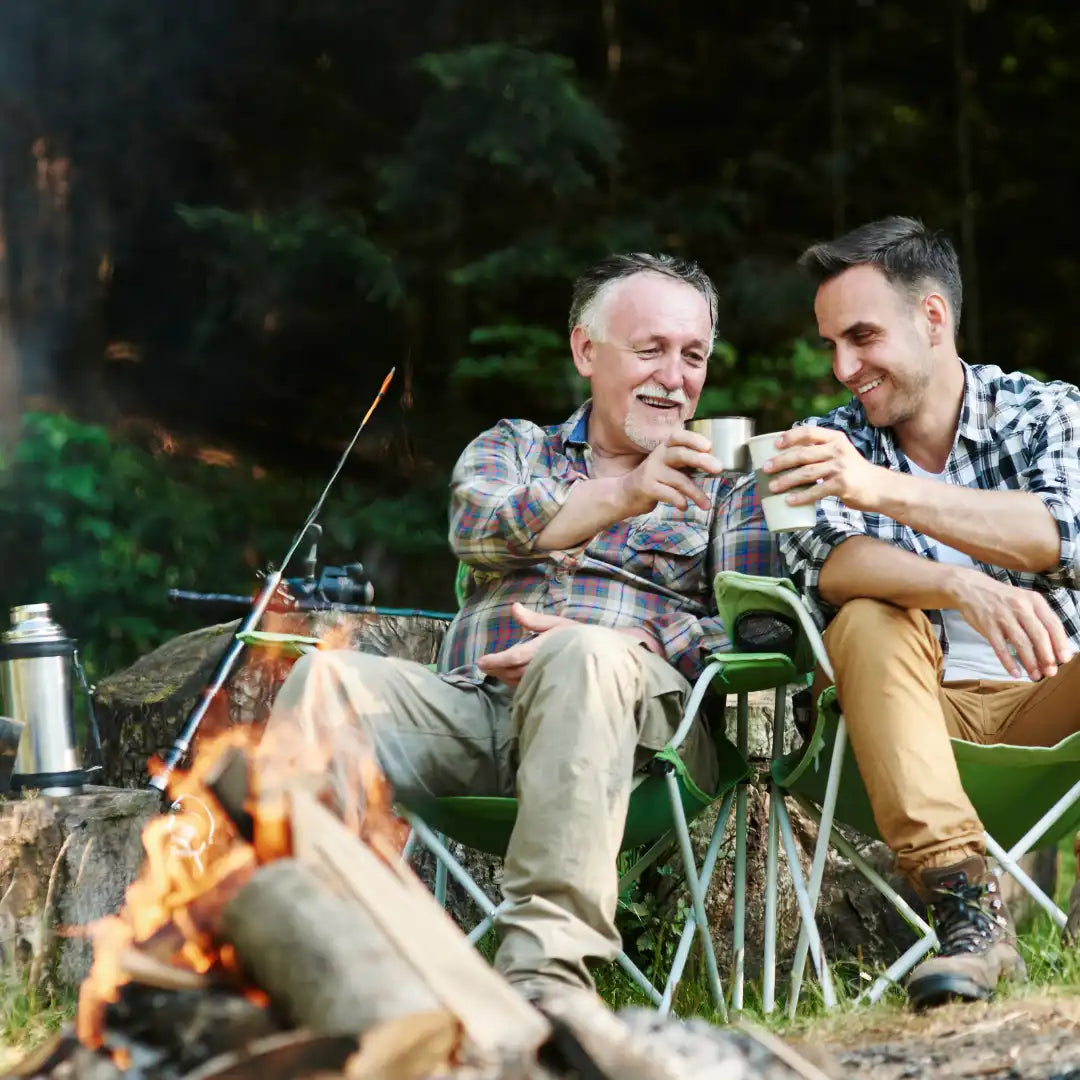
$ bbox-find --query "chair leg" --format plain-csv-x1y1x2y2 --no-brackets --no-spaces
405,812,499,919
659,787,737,1015
775,795,836,1012
984,831,1067,928
401,828,418,863
795,794,936,1004
732,693,749,1012
434,832,449,907
787,716,848,1018
762,684,788,1015
665,770,729,1022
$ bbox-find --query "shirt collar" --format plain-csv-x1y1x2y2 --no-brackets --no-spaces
955,360,992,443
868,359,988,469
561,400,592,449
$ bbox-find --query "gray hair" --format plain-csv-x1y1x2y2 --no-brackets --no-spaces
798,216,963,336
568,253,718,347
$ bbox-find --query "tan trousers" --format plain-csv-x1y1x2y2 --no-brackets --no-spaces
823,599,1080,880
264,625,719,992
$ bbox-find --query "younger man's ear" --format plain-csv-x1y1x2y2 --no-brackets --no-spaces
924,292,950,345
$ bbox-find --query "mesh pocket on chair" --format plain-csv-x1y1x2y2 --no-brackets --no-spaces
732,610,798,659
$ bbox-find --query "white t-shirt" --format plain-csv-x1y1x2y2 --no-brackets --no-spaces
906,461,1024,684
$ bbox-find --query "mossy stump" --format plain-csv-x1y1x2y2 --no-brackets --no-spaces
0,787,159,993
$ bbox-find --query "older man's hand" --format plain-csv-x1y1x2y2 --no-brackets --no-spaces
476,603,661,686
476,603,576,686
614,429,722,517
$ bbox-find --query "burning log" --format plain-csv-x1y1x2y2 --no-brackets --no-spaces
219,858,445,1034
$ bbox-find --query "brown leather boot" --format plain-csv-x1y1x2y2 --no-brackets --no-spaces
906,855,1027,1009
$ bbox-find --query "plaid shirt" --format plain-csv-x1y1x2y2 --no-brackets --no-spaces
440,402,777,684
778,362,1080,654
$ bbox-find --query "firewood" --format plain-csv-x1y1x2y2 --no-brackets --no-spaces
220,859,446,1036
287,787,550,1059
345,1011,460,1080
176,1030,358,1080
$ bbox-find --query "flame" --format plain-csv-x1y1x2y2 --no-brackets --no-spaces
79,645,409,1051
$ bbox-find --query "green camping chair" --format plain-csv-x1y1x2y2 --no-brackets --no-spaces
712,571,1080,1017
399,563,828,1016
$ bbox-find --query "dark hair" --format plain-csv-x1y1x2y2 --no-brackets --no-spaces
568,252,718,340
798,216,963,335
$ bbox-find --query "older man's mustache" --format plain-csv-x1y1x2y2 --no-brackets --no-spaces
633,382,689,408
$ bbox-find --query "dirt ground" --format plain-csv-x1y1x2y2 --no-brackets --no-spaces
804,991,1080,1080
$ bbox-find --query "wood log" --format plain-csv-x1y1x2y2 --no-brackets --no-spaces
220,858,446,1035
287,787,550,1058
0,787,159,992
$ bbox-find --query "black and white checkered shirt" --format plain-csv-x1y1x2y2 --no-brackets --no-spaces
778,362,1080,653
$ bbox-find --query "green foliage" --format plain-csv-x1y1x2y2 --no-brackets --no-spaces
452,323,584,411
379,44,619,215
699,339,851,431
0,413,452,682
176,205,402,343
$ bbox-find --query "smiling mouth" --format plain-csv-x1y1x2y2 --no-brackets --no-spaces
636,394,681,412
855,376,884,396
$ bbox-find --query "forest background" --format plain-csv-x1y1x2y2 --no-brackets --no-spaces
1,0,1077,680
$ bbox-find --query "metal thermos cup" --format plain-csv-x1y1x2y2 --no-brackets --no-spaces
687,416,756,473
0,603,87,796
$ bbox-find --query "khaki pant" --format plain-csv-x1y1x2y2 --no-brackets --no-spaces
822,598,1080,880
264,625,719,992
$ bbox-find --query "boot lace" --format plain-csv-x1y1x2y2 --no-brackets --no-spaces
933,879,1006,956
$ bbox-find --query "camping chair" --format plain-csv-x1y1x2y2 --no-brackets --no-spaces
400,563,827,1017
712,571,1080,1017
241,571,822,1016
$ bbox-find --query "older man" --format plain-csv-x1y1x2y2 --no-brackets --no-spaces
768,217,1080,1008
266,252,772,1006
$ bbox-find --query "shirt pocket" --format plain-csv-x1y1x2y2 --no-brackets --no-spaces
625,521,709,590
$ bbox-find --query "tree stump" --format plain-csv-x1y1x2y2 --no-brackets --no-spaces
0,788,159,992
92,611,449,787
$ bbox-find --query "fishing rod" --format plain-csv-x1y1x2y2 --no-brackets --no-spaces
166,589,455,621
148,367,397,794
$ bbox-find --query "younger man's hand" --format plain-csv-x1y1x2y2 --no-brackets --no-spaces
951,570,1075,681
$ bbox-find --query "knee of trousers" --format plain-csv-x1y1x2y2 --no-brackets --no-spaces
825,598,936,673
272,647,403,721
525,624,641,685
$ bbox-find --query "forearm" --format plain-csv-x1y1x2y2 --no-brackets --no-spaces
818,535,969,610
534,478,629,551
875,473,1059,573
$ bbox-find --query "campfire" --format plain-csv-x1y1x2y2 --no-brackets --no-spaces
12,709,555,1080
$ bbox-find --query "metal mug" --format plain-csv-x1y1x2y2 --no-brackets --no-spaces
0,603,87,796
687,416,755,473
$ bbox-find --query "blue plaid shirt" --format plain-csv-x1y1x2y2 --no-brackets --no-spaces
441,401,778,683
778,362,1080,654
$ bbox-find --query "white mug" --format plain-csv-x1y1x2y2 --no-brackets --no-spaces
747,432,819,533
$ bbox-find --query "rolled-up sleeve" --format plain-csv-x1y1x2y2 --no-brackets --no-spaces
1021,391,1080,589
777,498,867,627
450,420,583,571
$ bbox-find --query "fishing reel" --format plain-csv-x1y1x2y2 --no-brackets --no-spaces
282,523,375,607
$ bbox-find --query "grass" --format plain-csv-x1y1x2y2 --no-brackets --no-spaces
595,833,1080,1040
1,840,1077,1067
0,974,76,1072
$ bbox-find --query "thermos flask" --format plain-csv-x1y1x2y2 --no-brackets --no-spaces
0,603,88,796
